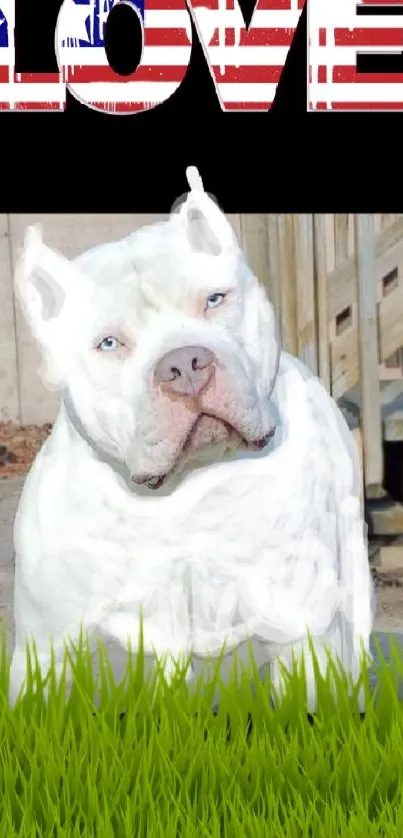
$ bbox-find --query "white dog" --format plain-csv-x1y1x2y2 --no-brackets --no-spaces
10,169,373,708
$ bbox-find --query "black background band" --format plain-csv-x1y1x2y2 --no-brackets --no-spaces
0,1,400,211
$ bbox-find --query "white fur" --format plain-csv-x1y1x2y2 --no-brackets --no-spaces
10,179,373,708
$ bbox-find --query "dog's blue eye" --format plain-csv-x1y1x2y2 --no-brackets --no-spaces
97,336,121,352
206,293,226,309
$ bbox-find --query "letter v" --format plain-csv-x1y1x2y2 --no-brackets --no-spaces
185,0,304,111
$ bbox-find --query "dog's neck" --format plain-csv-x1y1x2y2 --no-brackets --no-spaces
59,391,275,498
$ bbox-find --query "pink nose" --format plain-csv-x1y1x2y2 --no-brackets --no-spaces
154,346,215,396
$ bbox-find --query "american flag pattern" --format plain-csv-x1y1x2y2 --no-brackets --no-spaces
309,0,403,110
0,0,303,112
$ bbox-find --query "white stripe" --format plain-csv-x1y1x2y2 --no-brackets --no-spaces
0,82,65,102
6,81,398,107
60,8,299,31
0,80,274,106
308,14,403,32
216,81,275,101
145,9,299,27
69,80,275,102
2,44,401,69
68,80,181,102
309,82,403,103
59,44,400,68
310,45,403,65
1,45,398,74
57,45,290,66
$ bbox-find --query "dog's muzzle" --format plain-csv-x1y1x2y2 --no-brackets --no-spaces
132,425,276,491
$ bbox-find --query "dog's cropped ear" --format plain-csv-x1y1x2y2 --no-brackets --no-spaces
242,277,280,399
174,166,239,257
14,225,84,388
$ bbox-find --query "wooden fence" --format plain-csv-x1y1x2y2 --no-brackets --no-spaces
242,213,403,501
2,213,403,505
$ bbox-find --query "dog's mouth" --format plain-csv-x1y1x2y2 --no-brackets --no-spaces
132,414,276,491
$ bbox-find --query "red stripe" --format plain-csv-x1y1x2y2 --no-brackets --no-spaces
319,28,326,47
310,101,403,110
146,0,298,10
12,72,62,83
336,28,403,47
91,101,159,110
90,99,270,110
63,26,295,49
66,65,187,82
66,64,282,83
210,27,294,46
249,0,297,7
360,0,403,4
146,0,194,8
0,67,64,84
331,101,403,108
14,102,65,110
1,63,284,87
1,27,295,56
223,100,271,108
144,28,190,45
214,65,281,81
186,0,295,8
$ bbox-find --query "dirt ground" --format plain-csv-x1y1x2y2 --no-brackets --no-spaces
0,422,52,476
372,576,403,630
2,422,403,633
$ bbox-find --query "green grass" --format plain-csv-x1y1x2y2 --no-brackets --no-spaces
1,623,403,837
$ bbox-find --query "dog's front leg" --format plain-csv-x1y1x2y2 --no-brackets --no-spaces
9,642,67,707
264,619,358,713
103,601,194,689
153,648,194,684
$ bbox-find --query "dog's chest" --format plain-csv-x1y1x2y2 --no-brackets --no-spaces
91,457,337,656
106,454,333,582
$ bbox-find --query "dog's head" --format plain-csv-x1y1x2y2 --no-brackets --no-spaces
15,168,280,490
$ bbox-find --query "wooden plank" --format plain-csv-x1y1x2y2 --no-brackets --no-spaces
328,216,403,322
331,333,359,400
330,230,403,398
352,426,364,510
382,383,403,440
379,544,403,576
324,214,335,274
355,214,383,489
384,409,403,442
228,214,242,241
369,498,403,536
265,215,282,336
241,214,285,348
240,214,272,300
381,214,401,230
374,215,382,235
292,214,318,375
334,214,349,267
313,214,330,390
0,215,19,421
277,214,297,355
378,283,403,362
378,365,403,381
347,214,355,256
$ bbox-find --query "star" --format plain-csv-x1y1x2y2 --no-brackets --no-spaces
57,0,92,44
97,0,117,30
